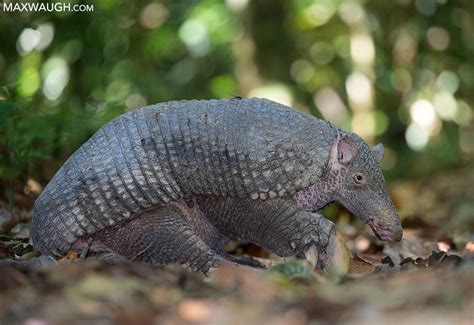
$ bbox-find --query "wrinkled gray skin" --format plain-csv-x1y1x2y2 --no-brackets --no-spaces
31,98,402,273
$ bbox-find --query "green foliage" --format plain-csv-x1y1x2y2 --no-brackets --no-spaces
0,0,473,199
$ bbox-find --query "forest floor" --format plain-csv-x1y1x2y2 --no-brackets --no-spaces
0,167,473,324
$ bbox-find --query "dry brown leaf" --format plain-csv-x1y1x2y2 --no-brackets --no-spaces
59,251,79,261
19,250,40,261
349,258,375,274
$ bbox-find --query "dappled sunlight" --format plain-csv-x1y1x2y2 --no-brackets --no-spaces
345,72,373,109
409,99,437,132
248,84,293,107
433,92,457,121
426,26,450,51
313,87,349,127
178,19,211,57
16,28,41,55
41,57,69,101
405,123,430,151
139,2,169,29
350,34,375,66
0,0,472,184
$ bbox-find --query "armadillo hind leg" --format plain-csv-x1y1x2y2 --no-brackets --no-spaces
84,206,223,273
168,198,229,253
170,199,265,268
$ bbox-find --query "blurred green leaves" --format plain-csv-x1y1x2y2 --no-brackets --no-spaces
0,0,473,199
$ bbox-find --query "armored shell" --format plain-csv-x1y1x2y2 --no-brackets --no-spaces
31,98,337,255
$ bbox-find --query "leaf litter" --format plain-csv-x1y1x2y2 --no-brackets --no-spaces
0,168,473,324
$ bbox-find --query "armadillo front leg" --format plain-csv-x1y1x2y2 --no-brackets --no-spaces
198,197,345,270
86,206,222,272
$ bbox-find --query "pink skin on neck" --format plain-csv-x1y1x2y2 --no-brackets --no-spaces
293,137,344,212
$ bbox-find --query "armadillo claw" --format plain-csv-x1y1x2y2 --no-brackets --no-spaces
304,244,319,269
324,232,351,274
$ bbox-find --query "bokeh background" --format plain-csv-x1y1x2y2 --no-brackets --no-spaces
1,0,473,216
1,2,474,323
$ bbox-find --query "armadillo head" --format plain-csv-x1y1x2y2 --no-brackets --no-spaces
295,132,403,242
329,133,402,241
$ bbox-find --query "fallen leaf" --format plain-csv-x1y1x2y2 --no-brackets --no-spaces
348,258,375,274
356,253,384,265
62,251,79,260
19,250,41,261
23,178,43,195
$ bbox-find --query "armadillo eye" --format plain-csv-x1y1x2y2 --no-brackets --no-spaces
353,173,365,185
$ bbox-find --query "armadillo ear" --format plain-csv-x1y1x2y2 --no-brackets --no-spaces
337,137,357,165
371,143,384,165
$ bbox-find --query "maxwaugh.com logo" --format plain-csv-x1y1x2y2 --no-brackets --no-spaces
1,1,94,12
